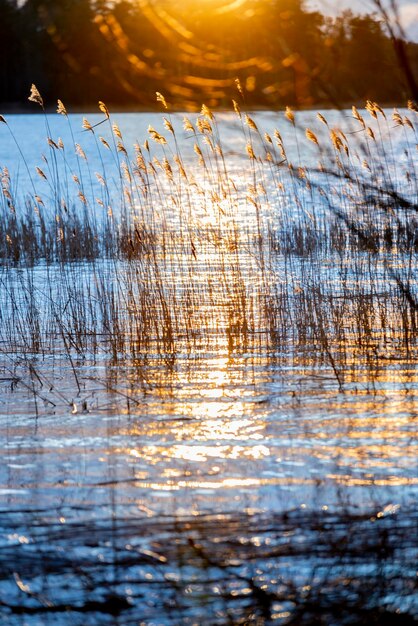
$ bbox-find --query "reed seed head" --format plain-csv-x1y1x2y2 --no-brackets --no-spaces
95,172,106,186
232,99,241,118
28,84,43,107
183,117,195,133
156,92,168,109
274,129,282,144
36,166,47,180
317,112,328,126
98,101,110,118
246,142,256,159
285,106,295,125
163,117,174,134
196,117,212,134
57,100,67,116
330,129,343,152
148,125,167,145
366,100,377,119
201,104,214,121
367,127,376,141
392,110,403,126
245,115,258,131
99,136,110,149
305,128,319,146
113,123,122,138
75,143,87,160
174,155,187,180
82,117,93,132
373,102,385,118
235,78,244,97
404,117,414,130
352,106,365,127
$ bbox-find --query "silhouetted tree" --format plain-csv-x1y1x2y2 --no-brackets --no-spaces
0,0,416,108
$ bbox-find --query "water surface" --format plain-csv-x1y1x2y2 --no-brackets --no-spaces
0,109,417,624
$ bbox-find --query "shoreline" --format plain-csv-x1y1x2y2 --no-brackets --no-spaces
0,100,410,116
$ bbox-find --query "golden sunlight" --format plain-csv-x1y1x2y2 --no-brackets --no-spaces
187,0,249,13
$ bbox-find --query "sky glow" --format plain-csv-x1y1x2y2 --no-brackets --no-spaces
309,0,418,40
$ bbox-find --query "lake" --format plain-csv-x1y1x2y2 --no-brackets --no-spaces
0,107,417,624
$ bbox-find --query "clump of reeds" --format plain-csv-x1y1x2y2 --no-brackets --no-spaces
0,88,417,383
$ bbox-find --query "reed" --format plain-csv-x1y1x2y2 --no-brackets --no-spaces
0,89,417,387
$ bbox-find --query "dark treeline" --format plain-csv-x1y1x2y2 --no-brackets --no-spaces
1,0,417,109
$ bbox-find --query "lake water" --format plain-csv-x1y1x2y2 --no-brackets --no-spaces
0,109,417,624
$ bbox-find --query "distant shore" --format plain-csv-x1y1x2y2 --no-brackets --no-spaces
0,100,410,115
